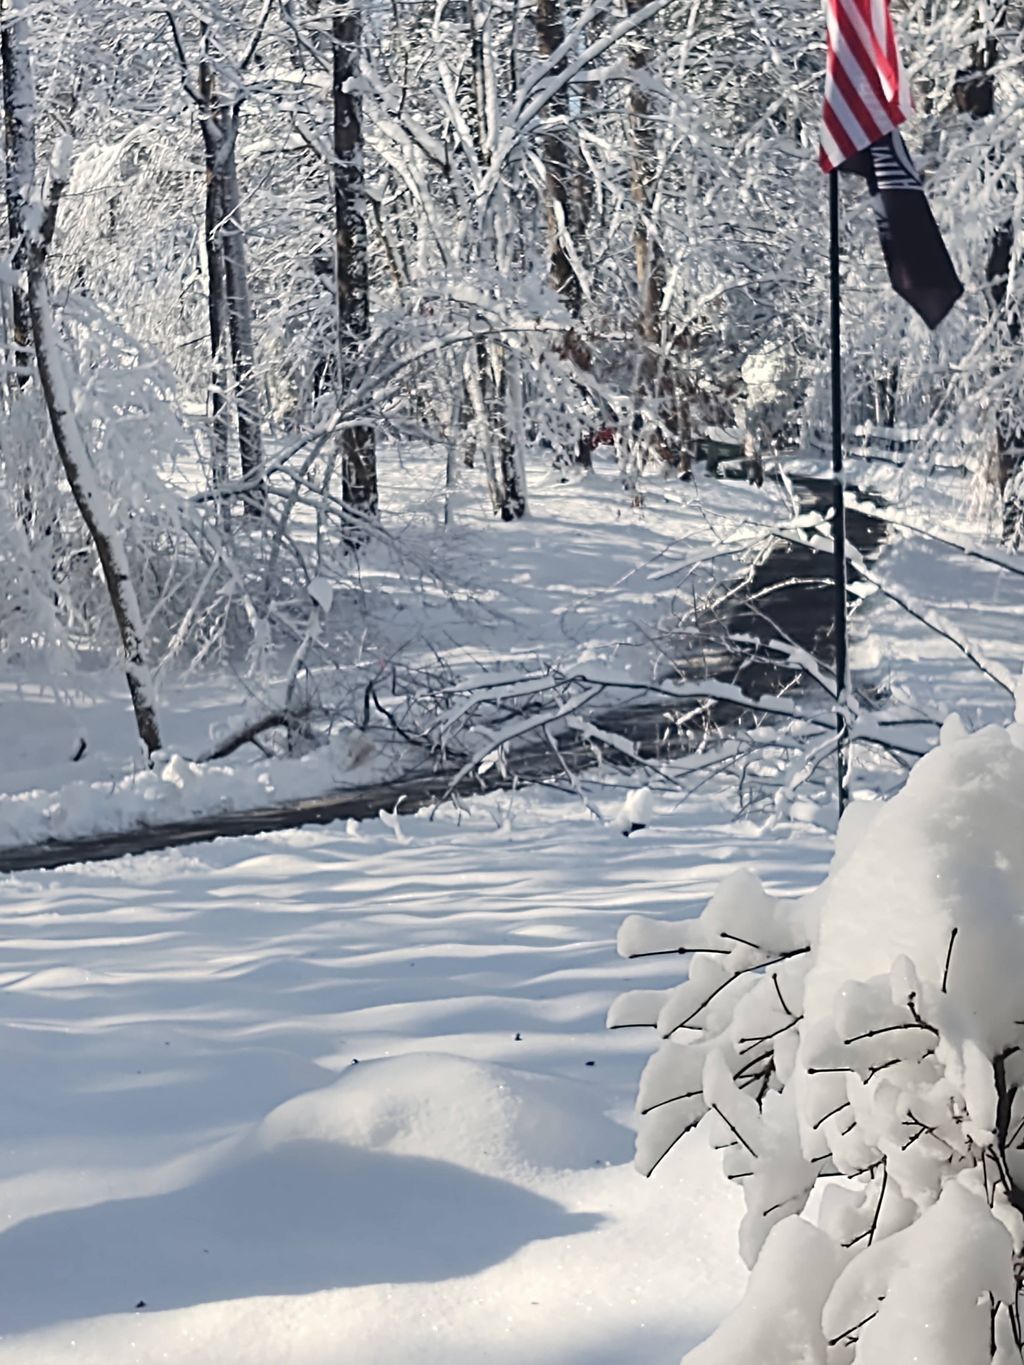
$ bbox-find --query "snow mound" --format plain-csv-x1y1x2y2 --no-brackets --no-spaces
256,1052,632,1178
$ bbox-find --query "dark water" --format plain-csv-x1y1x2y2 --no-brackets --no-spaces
722,479,883,673
596,475,885,758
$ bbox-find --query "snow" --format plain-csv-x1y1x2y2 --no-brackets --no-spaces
803,720,1024,1046
9,0,1024,1354
255,1053,630,1178
849,494,1024,739
4,445,1021,865
824,1179,1014,1365
611,785,655,834
0,726,387,849
0,783,835,1364
3,440,1022,861
2,433,1024,1362
619,716,1024,1364
683,1217,837,1365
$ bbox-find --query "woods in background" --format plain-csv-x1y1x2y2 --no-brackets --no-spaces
0,0,1021,746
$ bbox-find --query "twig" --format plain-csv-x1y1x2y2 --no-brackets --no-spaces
942,927,958,993
843,1021,938,1044
737,1016,802,1054
828,1307,881,1347
639,1088,703,1116
771,973,793,1017
625,945,729,959
813,1099,852,1131
709,1102,758,1157
663,948,810,1036
843,1163,888,1248
198,708,307,762
643,1117,702,1178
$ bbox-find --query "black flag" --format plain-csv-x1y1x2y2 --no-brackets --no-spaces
844,131,963,330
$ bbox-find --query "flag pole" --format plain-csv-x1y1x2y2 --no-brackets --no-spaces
829,169,850,814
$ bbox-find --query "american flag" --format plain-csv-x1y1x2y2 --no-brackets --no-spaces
819,0,962,327
820,0,914,173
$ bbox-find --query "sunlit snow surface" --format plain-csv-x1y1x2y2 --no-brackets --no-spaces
0,788,831,1363
1,452,1022,1359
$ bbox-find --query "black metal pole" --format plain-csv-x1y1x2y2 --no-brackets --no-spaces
829,170,849,813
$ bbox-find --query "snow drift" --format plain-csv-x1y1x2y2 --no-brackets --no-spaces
612,718,1024,1363
257,1052,632,1178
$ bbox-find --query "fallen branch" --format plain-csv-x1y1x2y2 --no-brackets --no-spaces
198,708,310,762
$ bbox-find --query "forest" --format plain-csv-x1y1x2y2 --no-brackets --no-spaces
2,2,1024,1364
0,0,1018,768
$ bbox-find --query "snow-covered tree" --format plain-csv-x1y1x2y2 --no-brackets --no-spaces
2,0,1021,762
612,716,1024,1363
166,2,270,513
1,0,163,755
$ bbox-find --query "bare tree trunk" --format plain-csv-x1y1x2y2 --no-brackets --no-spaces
1,4,52,549
333,0,377,534
954,6,1023,536
570,3,599,244
25,275,162,755
875,362,899,428
219,130,266,511
536,0,582,315
175,15,266,514
0,15,30,392
498,350,528,519
462,0,527,516
2,0,161,757
625,0,689,475
468,0,490,158
461,0,490,474
198,39,231,525
464,344,502,508
537,0,598,471
203,169,231,502
872,360,900,452
986,217,1023,535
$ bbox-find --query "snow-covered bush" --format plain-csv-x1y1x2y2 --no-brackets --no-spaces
611,717,1024,1364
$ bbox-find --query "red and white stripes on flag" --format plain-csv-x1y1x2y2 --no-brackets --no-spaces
820,0,914,172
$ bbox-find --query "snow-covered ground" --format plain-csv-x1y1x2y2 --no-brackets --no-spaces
0,784,830,1364
852,510,1024,731
4,459,1021,847
0,449,792,848
3,449,1024,1363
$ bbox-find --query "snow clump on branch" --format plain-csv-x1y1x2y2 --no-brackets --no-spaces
610,717,1024,1364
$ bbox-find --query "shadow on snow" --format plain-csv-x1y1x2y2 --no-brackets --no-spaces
0,1138,601,1335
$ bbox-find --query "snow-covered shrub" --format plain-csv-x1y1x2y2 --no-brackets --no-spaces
611,717,1024,1364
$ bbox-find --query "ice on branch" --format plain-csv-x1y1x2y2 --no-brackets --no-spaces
612,719,1024,1363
